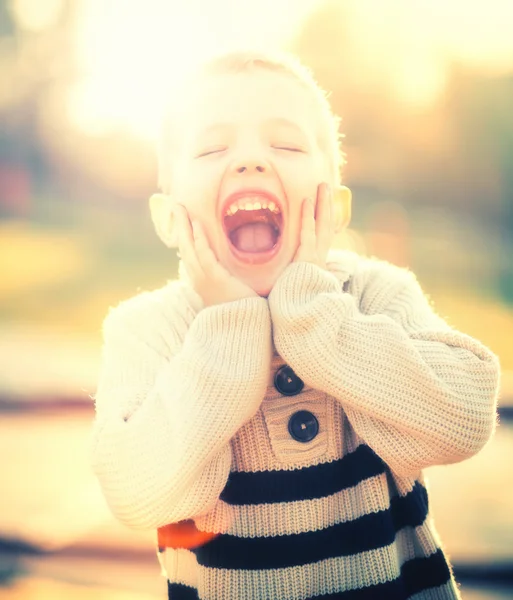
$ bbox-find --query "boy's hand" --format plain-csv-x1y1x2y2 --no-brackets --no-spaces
293,182,333,269
174,204,259,307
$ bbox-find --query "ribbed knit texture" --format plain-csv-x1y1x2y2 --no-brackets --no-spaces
91,249,500,600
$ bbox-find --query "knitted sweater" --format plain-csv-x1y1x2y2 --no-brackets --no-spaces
91,249,500,600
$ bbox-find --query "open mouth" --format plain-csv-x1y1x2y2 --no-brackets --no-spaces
222,194,283,260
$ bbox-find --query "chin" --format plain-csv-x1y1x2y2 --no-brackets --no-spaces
253,284,272,298
232,245,297,296
240,265,287,298
242,276,273,298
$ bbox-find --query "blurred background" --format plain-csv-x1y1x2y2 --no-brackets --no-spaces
1,0,512,598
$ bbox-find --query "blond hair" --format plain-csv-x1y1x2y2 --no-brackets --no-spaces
157,50,344,193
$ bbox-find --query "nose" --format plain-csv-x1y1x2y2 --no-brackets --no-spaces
232,158,267,174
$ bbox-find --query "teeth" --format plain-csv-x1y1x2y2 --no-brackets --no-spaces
224,196,281,217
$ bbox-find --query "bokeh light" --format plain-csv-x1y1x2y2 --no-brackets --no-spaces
61,0,513,140
68,0,319,139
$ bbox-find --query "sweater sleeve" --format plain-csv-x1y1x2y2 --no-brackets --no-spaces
91,292,272,529
268,260,500,478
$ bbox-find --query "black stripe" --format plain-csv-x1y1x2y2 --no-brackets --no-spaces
306,577,408,600
194,483,429,570
403,549,452,596
167,582,199,599
166,549,450,600
302,550,451,599
391,481,429,531
220,444,386,505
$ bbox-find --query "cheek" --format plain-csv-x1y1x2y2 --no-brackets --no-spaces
171,162,229,254
281,159,324,221
171,162,219,216
282,151,327,195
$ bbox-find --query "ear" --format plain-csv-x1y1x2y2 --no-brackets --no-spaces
149,193,178,248
332,185,352,232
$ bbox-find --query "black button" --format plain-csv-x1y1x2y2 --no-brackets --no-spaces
288,410,319,443
274,365,304,396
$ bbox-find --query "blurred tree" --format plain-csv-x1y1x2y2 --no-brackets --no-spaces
0,0,15,37
0,0,76,216
452,72,513,303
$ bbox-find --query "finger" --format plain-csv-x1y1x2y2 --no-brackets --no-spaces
191,220,225,279
298,197,316,259
175,205,203,278
315,182,331,245
316,183,333,260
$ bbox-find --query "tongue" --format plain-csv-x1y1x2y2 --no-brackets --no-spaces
230,223,278,252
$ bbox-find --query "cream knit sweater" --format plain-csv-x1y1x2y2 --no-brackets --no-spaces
91,249,500,600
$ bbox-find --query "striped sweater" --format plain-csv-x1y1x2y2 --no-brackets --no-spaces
91,249,500,600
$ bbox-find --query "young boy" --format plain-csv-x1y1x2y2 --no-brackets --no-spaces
91,51,500,600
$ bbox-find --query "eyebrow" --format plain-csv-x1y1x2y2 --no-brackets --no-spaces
262,117,305,133
194,118,306,141
195,123,233,136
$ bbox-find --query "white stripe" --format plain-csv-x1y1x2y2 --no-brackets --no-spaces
195,471,418,538
157,547,197,588
196,531,441,600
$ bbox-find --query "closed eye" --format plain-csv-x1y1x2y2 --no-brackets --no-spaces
195,147,227,158
273,146,306,153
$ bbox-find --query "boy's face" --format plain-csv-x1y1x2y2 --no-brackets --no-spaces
166,70,342,297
